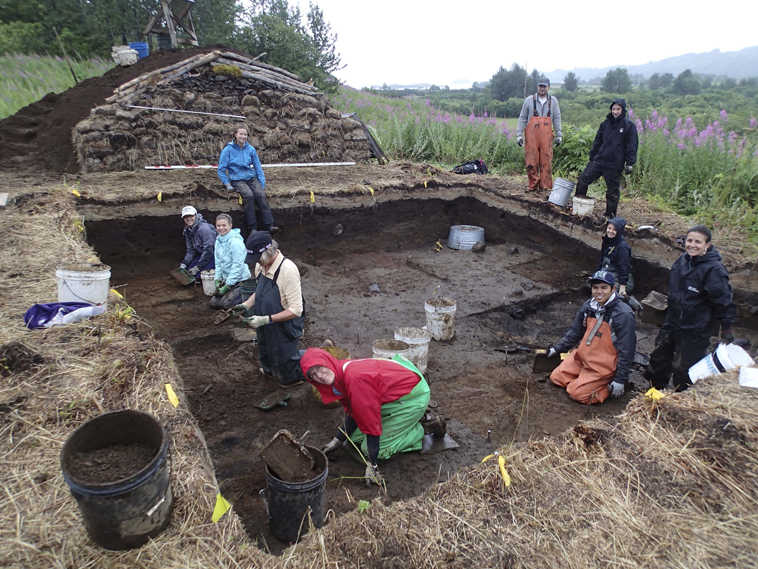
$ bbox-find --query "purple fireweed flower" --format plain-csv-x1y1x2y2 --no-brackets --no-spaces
425,99,431,106
675,118,682,129
750,117,757,128
677,142,686,150
720,109,728,121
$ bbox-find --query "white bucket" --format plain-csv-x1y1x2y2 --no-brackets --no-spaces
688,343,755,383
56,264,111,307
447,225,485,250
548,178,575,207
372,339,410,361
572,196,595,216
739,367,758,388
200,270,216,296
394,327,432,373
424,297,456,341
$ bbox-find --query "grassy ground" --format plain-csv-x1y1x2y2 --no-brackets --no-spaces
0,53,113,119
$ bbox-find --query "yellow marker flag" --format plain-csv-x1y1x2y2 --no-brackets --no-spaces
367,186,375,196
110,288,124,299
423,180,428,188
238,195,243,205
481,453,494,463
165,383,179,408
71,189,81,197
212,492,231,523
645,387,665,401
310,191,315,203
157,191,162,202
498,455,511,487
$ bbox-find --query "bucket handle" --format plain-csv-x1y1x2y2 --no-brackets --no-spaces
61,278,102,305
146,494,166,517
259,488,269,518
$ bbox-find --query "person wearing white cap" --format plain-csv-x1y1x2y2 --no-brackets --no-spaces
516,78,562,191
178,205,216,277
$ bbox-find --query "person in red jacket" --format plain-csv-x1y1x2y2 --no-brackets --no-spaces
300,348,430,486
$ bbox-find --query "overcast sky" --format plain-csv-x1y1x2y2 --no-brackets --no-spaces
292,0,757,88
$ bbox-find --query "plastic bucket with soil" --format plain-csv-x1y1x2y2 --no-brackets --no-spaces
56,263,111,307
424,296,457,341
60,410,172,550
394,327,431,373
263,442,328,543
372,338,410,360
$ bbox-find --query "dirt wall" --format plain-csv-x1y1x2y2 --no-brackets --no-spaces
72,68,373,172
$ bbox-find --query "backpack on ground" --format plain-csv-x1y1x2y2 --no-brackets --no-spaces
452,159,488,175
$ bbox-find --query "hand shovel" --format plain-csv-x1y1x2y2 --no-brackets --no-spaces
170,267,195,286
532,349,561,373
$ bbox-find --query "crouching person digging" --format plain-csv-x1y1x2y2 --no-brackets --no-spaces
300,348,431,487
548,270,636,404
234,231,305,387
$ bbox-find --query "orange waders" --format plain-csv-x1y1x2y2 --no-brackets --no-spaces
550,317,616,405
524,96,554,190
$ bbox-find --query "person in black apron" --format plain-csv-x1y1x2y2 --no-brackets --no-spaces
233,231,305,387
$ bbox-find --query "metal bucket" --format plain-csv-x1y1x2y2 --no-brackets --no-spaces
548,178,575,207
447,225,485,250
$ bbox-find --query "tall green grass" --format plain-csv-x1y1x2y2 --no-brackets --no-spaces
0,53,113,119
331,87,758,241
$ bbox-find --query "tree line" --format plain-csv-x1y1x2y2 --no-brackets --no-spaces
0,0,342,91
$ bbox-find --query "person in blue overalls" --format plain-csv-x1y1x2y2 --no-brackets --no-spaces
217,126,273,235
233,231,305,387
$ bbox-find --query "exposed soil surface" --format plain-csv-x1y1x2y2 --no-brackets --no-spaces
0,46,221,173
69,442,155,483
84,197,699,554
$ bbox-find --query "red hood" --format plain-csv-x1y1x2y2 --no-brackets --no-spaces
300,348,348,404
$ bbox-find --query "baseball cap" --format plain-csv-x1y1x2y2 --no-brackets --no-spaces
181,205,197,217
245,230,273,264
589,270,615,286
537,79,550,87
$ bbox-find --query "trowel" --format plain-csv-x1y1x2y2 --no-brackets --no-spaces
421,432,459,454
169,267,195,286
532,349,562,373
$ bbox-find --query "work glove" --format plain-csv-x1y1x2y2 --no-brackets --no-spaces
364,463,384,487
322,437,342,454
243,314,271,329
516,136,524,147
224,182,234,191
608,381,625,398
720,328,735,344
554,136,563,146
217,283,231,296
230,304,248,315
624,165,633,175
179,263,187,270
188,266,200,276
214,278,224,289
618,284,627,298
547,346,557,358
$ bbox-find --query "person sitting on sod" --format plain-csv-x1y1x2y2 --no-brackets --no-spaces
548,270,636,404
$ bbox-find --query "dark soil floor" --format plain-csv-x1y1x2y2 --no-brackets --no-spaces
87,197,757,555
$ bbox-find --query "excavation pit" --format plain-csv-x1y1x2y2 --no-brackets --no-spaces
87,197,680,552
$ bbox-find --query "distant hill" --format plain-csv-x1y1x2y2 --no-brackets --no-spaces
548,46,758,83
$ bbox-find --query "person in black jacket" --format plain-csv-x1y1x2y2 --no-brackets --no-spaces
548,270,636,404
599,217,634,297
178,205,216,277
574,99,639,219
646,225,736,391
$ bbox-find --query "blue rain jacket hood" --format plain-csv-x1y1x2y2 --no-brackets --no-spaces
214,228,252,286
182,212,216,268
598,217,632,285
217,141,266,187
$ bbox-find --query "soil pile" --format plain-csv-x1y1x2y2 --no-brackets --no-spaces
0,46,218,173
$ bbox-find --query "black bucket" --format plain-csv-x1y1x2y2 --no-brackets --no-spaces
264,446,328,542
60,410,172,550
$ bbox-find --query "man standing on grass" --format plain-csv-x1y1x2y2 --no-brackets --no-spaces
516,78,562,191
574,99,638,220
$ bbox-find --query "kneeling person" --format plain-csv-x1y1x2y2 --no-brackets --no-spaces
210,214,251,309
549,270,636,404
236,231,304,387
